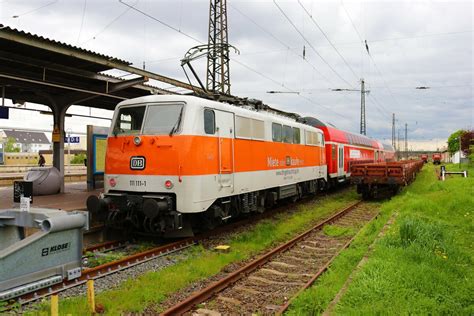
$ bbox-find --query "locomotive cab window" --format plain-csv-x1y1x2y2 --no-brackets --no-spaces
272,123,282,142
113,106,146,135
204,109,215,134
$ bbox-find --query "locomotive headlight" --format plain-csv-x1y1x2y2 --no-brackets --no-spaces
164,180,173,189
109,178,117,187
133,136,142,146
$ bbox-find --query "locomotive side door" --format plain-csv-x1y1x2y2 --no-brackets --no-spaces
215,110,234,190
338,145,345,177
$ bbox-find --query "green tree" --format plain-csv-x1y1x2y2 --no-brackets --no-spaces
447,130,466,154
4,137,20,152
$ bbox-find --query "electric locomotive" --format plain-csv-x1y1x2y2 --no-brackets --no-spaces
87,95,327,237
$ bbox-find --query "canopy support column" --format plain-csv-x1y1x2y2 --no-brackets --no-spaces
51,103,69,193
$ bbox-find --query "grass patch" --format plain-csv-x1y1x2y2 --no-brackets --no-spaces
323,224,355,237
29,189,359,315
287,163,473,315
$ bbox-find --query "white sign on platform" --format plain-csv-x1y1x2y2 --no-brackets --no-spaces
64,136,80,143
20,197,31,212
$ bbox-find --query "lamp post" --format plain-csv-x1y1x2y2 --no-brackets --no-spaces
66,128,72,170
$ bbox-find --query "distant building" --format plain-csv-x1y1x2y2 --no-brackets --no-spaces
1,129,51,153
451,151,467,164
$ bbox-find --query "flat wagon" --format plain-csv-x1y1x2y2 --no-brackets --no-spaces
351,160,424,199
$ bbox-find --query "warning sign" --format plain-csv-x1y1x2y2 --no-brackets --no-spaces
52,126,61,143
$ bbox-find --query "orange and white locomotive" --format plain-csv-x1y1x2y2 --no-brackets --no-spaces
88,95,327,236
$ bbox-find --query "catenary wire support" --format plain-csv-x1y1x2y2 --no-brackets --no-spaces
207,0,231,94
181,43,240,96
360,79,370,135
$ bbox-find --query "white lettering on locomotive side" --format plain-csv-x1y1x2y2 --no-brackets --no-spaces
267,157,279,167
267,157,304,168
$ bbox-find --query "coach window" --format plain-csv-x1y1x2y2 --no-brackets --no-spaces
204,109,215,134
283,125,293,143
272,123,282,142
293,127,300,144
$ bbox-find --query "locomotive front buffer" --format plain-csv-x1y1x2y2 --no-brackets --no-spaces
0,208,88,301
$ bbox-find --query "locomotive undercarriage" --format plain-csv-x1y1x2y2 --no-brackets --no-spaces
194,178,325,233
87,178,326,237
87,192,182,236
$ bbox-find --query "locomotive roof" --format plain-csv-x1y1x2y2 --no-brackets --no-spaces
115,95,324,133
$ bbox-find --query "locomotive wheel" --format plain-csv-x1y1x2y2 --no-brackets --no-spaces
201,212,219,230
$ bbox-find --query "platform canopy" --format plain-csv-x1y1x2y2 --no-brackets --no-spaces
0,24,204,192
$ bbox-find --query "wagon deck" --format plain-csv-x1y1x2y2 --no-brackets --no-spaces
351,160,424,198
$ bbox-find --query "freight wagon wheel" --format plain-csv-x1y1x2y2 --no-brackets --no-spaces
392,186,400,195
362,191,370,200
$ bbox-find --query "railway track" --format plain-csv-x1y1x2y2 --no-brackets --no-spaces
10,238,196,307
162,201,378,315
4,190,356,311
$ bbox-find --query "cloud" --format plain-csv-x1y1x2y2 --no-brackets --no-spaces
0,0,472,147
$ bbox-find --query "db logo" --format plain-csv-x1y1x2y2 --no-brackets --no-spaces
130,156,146,170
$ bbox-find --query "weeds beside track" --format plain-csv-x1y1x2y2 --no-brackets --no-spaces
287,163,474,315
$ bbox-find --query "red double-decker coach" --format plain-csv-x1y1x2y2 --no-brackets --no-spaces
301,117,395,187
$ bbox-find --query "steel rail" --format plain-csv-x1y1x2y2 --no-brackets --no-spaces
277,209,380,314
161,200,362,315
83,240,125,254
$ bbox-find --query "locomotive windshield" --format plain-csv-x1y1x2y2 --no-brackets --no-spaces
113,105,146,135
113,104,184,136
143,104,184,135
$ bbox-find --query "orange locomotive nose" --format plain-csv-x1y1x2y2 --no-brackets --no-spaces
105,135,181,176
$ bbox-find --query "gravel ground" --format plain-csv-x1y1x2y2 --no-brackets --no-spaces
20,250,190,314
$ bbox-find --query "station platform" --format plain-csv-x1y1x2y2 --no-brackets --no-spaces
0,181,101,211
0,166,87,186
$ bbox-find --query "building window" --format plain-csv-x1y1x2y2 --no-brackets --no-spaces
204,109,215,134
272,123,282,142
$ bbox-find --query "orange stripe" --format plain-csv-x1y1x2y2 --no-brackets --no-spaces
105,135,325,176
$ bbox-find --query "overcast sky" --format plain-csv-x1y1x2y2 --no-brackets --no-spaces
0,0,472,150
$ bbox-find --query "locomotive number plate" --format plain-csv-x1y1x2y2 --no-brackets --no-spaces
130,156,146,170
